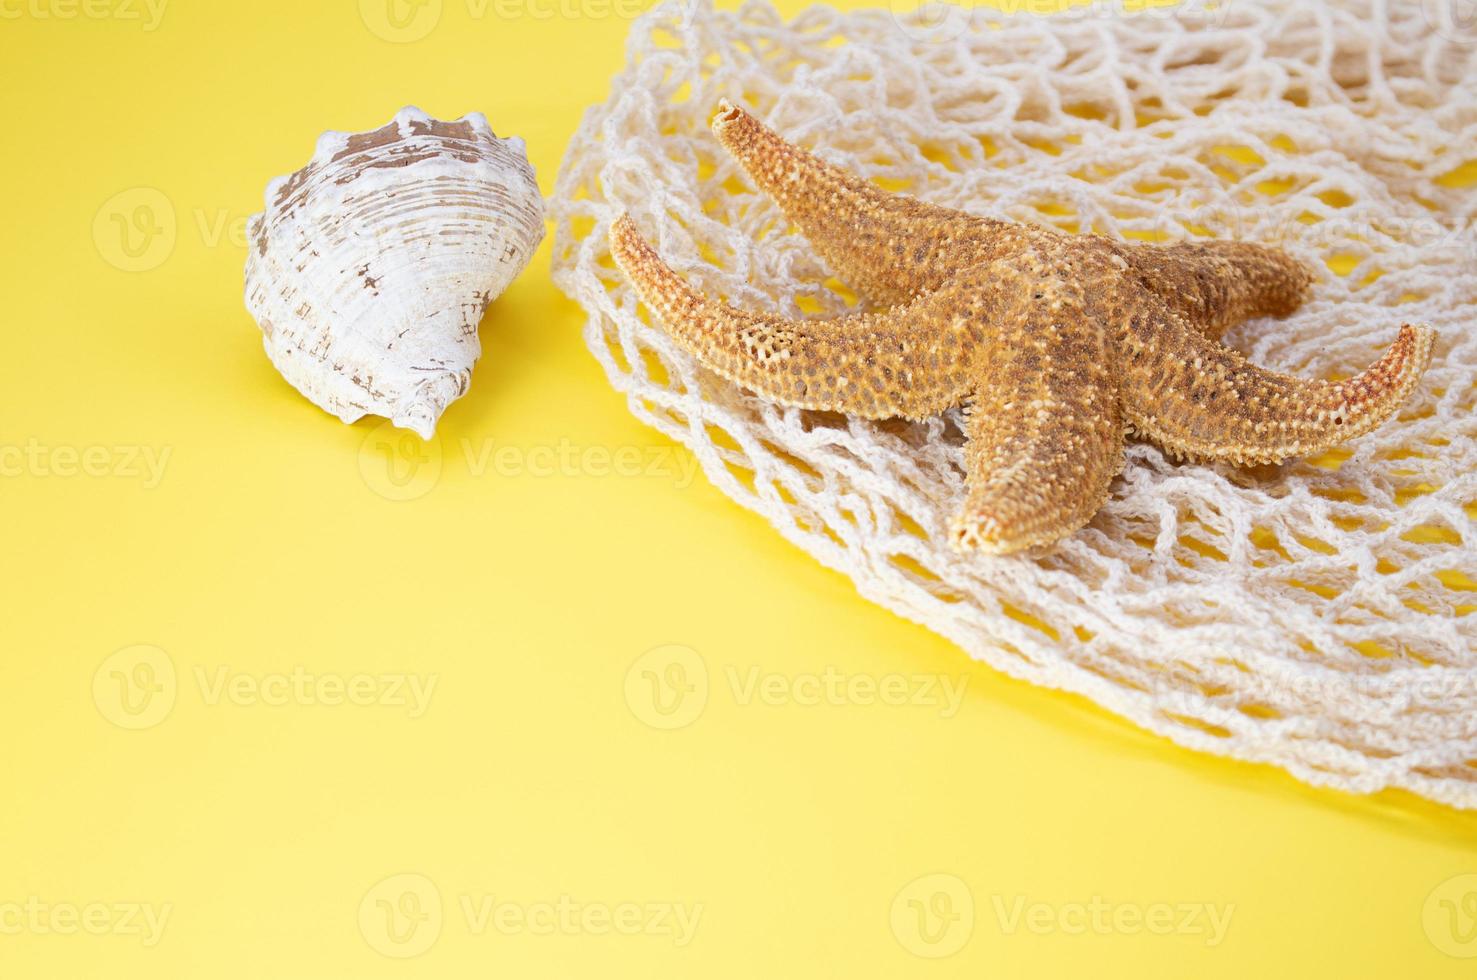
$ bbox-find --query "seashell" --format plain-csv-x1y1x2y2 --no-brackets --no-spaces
245,106,544,439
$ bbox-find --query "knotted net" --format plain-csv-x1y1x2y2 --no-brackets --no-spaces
549,0,1477,806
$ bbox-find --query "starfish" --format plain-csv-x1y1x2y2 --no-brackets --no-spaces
610,101,1435,555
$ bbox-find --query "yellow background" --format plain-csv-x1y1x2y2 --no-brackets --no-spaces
3,0,1475,976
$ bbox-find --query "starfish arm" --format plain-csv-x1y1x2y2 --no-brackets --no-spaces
1112,239,1314,340
1117,294,1435,464
611,215,992,419
711,100,1004,306
951,310,1125,555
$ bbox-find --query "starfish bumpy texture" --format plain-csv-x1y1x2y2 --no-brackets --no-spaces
610,101,1435,555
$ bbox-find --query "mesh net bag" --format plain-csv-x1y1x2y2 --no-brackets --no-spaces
549,0,1477,807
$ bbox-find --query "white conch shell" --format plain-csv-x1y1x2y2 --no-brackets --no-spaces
245,106,544,438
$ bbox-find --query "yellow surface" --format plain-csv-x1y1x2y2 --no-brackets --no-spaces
2,2,1475,978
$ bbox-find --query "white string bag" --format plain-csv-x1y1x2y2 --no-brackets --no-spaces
550,0,1477,807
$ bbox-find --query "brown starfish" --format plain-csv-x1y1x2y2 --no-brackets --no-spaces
610,101,1435,555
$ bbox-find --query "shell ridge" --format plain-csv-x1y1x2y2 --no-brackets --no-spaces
243,107,545,437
